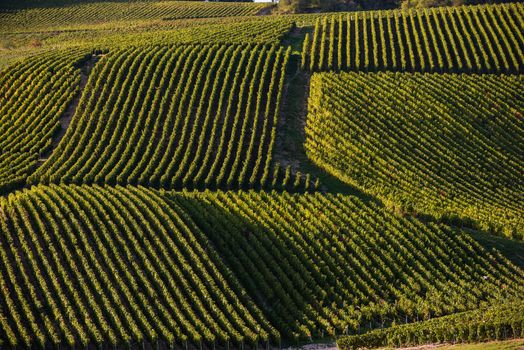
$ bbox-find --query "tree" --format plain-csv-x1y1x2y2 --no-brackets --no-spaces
278,0,310,13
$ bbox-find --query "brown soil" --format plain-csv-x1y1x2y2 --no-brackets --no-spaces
38,53,102,163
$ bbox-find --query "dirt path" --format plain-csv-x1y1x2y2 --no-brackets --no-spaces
38,53,102,164
284,343,336,350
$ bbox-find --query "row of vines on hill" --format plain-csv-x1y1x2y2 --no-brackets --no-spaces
76,18,296,49
0,1,271,32
305,71,524,239
0,48,90,195
0,185,277,349
1,186,522,348
337,299,524,349
171,190,523,340
30,43,318,191
304,3,524,73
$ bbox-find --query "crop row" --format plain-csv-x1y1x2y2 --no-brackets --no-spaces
0,1,271,33
31,44,292,191
1,185,522,348
305,71,524,238
170,190,523,339
337,299,524,349
304,2,524,73
0,48,90,195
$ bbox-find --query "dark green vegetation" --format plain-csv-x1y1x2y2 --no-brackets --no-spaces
0,0,522,349
305,3,524,73
305,72,524,239
1,186,522,347
337,299,524,349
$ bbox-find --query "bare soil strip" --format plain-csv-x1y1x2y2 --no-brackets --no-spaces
38,53,102,164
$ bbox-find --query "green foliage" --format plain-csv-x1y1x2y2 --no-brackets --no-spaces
0,17,291,69
30,44,292,191
0,48,91,195
305,3,524,73
305,71,524,238
0,1,270,32
337,300,524,349
1,185,522,347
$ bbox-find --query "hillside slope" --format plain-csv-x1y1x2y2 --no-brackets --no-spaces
304,3,524,73
0,185,522,347
305,71,524,238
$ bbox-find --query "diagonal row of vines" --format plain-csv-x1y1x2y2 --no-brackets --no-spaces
1,185,522,348
305,71,524,238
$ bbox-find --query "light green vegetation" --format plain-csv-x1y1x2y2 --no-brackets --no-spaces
0,15,294,70
0,48,90,194
0,0,286,70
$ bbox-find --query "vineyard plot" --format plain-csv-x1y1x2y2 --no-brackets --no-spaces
0,185,522,348
0,48,92,195
305,71,524,238
170,190,523,339
0,1,271,32
304,3,524,73
32,44,290,190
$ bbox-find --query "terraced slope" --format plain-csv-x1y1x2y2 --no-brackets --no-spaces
0,48,90,195
1,186,522,348
304,3,524,73
31,44,290,190
305,71,524,238
0,1,271,32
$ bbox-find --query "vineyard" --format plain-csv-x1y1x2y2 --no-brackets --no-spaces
31,44,292,191
305,71,524,239
0,0,523,349
0,1,272,32
0,186,522,348
0,17,295,70
304,3,524,73
337,299,524,349
0,48,90,195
